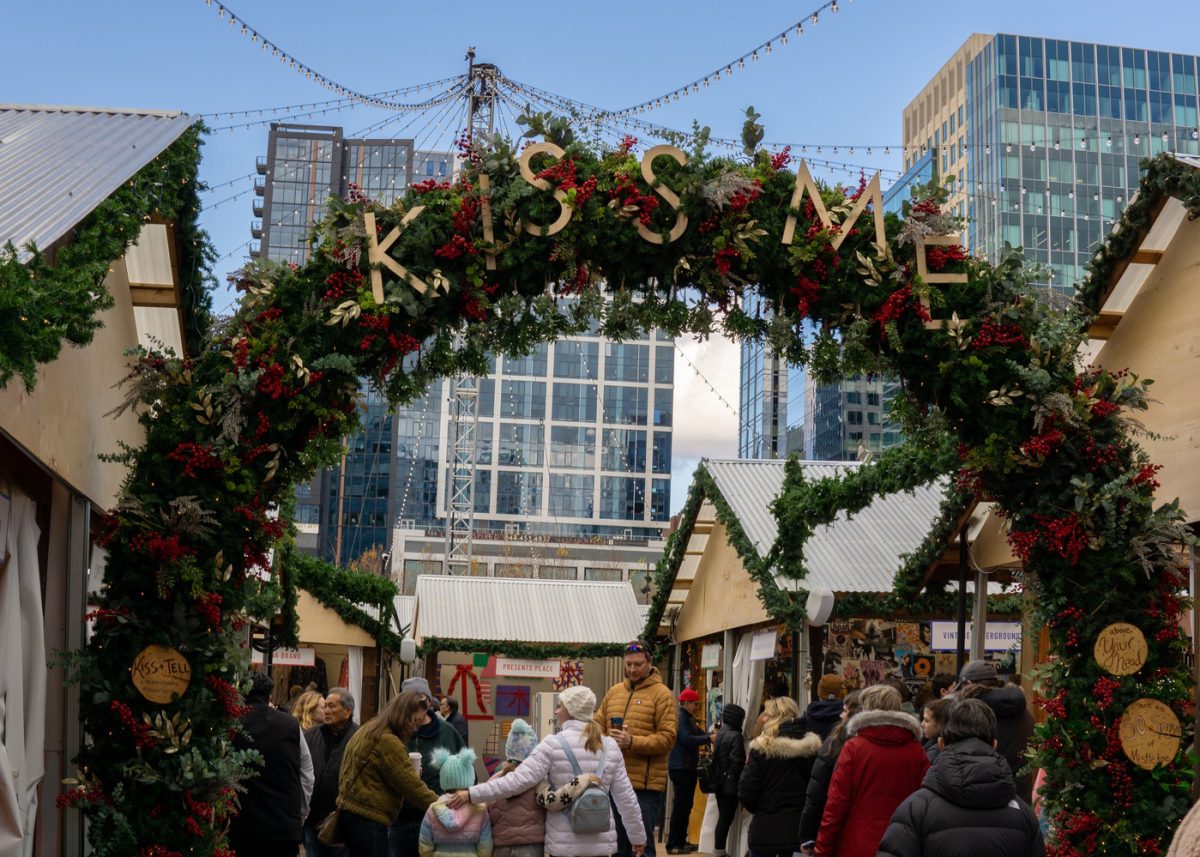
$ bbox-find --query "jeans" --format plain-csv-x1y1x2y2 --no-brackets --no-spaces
614,788,662,857
714,793,739,853
304,821,349,856
387,818,422,857
667,770,698,848
342,810,391,857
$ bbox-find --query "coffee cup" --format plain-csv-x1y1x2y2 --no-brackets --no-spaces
409,751,423,774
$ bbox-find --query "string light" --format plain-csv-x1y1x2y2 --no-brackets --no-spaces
599,0,843,119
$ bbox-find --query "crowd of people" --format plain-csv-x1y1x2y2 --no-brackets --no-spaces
224,644,1200,857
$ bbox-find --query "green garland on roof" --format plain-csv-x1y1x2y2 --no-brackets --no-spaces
1076,153,1200,312
771,428,958,585
0,123,213,391
418,636,625,660
290,552,402,651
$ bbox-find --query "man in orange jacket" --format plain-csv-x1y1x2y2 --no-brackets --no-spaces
596,640,678,857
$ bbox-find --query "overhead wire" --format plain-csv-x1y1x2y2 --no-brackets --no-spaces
198,77,468,119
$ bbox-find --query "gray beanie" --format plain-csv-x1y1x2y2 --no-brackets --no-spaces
402,676,433,699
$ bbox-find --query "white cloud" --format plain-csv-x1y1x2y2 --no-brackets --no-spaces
668,335,741,514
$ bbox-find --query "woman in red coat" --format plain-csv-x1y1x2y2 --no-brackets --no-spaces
813,685,928,857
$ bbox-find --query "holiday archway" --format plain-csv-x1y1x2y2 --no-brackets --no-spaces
60,118,1197,855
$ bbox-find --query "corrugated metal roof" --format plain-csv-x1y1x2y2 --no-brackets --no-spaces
0,104,195,258
702,458,948,594
413,575,643,645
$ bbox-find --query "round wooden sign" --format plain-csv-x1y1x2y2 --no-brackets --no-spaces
1119,698,1182,770
1094,623,1149,676
131,644,192,704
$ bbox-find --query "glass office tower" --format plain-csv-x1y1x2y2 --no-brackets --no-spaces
903,34,1200,292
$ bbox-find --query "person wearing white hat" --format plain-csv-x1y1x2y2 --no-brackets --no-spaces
448,686,646,857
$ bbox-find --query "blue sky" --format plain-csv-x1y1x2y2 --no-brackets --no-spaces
6,0,1200,512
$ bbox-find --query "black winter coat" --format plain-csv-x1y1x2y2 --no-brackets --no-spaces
304,720,359,823
738,718,822,851
230,703,304,843
798,736,842,844
794,699,843,743
712,723,746,797
977,686,1036,803
669,706,710,771
877,737,1044,857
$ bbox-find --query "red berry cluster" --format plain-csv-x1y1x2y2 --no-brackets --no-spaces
1037,689,1068,718
324,269,364,302
206,675,250,718
196,592,222,626
167,442,223,479
56,784,109,810
1128,463,1162,492
410,179,452,194
618,135,638,154
140,847,184,857
955,466,985,494
926,243,969,272
1092,675,1120,709
111,700,157,749
1021,427,1064,458
790,275,820,318
610,174,660,225
435,233,474,260
344,182,368,204
1090,399,1120,418
389,333,420,354
536,158,597,208
728,183,762,213
1080,435,1121,472
82,606,131,627
1107,758,1136,808
770,146,792,171
451,196,480,235
255,362,294,400
713,247,741,275
129,531,195,564
971,318,1028,350
872,285,931,337
1007,512,1089,565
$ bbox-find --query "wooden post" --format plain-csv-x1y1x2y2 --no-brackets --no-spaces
956,528,968,675
971,568,989,662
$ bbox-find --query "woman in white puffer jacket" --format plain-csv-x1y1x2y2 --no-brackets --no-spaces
447,686,646,857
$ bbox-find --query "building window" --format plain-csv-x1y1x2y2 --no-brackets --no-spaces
503,344,548,377
867,392,880,406
554,341,599,379
549,474,594,518
605,343,650,383
845,391,862,404
539,565,577,580
650,479,670,522
496,471,542,515
496,563,535,579
552,383,598,422
497,423,544,466
584,567,622,582
655,345,674,384
500,380,546,419
548,426,595,469
600,477,645,520
653,388,672,427
847,411,864,425
652,433,672,474
604,386,648,426
602,429,647,472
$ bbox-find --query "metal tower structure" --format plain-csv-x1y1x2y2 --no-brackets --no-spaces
442,49,499,576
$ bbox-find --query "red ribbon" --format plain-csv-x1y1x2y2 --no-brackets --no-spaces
448,663,488,720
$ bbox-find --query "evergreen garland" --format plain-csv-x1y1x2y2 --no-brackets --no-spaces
0,124,212,391
290,552,402,650
38,116,1192,854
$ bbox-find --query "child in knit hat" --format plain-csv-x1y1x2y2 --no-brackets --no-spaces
485,719,547,857
419,747,494,857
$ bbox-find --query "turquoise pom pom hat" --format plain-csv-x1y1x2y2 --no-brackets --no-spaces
505,718,538,762
431,746,478,791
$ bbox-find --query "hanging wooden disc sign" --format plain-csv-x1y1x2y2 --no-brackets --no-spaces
1094,622,1148,676
131,644,192,704
1119,698,1183,770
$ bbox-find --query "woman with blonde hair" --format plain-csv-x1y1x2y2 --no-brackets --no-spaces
739,696,820,857
335,691,439,856
447,685,646,857
293,689,326,731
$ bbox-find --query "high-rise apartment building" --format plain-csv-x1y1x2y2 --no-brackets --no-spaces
903,34,1200,291
255,123,672,594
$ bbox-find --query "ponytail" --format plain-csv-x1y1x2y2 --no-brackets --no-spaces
582,719,604,753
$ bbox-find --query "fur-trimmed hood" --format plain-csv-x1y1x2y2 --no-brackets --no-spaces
748,729,822,759
847,708,922,741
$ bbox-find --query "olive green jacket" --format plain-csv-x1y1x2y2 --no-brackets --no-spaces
337,728,438,825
